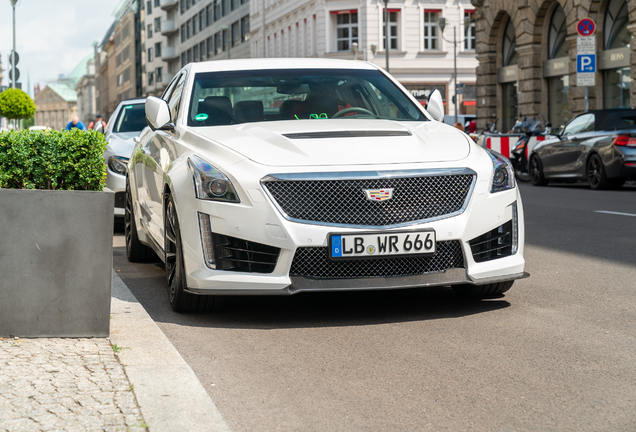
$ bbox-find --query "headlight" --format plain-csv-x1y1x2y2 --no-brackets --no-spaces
485,148,515,193
108,156,129,175
187,155,240,203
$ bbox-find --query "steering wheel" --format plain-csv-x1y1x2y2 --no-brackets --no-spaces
331,107,375,118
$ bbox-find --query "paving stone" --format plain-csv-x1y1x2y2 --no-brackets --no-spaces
0,338,147,432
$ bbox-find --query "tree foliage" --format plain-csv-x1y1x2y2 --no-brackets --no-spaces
0,130,107,190
0,88,37,120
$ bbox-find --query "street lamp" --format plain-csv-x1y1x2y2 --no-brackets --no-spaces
221,25,230,59
438,16,473,124
9,0,19,89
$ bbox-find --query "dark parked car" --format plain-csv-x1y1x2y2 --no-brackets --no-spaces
529,109,636,189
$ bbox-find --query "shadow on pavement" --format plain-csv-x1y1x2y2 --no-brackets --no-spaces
112,245,511,331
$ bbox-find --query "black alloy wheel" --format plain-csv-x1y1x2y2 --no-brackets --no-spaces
164,193,216,313
587,153,613,190
529,155,548,186
125,180,152,262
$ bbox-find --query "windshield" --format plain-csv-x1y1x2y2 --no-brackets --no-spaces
187,69,427,127
114,103,147,133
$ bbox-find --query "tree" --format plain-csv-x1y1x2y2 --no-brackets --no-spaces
0,88,37,120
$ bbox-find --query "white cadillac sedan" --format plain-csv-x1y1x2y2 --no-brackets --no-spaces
126,58,528,313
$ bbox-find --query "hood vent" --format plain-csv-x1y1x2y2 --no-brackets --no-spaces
283,130,412,139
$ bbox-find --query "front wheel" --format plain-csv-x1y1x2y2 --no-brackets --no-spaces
452,281,514,298
164,194,217,313
529,155,548,186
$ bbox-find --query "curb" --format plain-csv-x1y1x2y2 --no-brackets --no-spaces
110,271,231,432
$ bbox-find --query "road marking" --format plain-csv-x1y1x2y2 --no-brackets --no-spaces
594,210,636,217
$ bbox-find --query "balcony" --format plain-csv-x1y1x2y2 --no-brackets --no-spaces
160,0,178,11
161,46,179,61
162,73,176,86
161,19,178,36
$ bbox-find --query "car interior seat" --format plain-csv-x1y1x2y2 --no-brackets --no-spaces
279,100,302,119
200,96,233,125
234,101,264,123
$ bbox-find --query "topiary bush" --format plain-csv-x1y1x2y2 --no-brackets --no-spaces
0,88,37,120
0,130,107,191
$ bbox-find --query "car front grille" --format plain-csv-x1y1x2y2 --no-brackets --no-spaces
469,221,513,263
262,173,475,227
212,233,280,273
290,241,464,279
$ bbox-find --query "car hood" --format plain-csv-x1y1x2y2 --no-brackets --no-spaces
190,119,471,166
106,132,139,158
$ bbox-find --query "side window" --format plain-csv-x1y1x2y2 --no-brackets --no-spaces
563,114,592,136
583,114,595,132
167,73,187,122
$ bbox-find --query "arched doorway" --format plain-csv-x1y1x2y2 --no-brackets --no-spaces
601,0,632,108
498,18,518,132
542,4,570,128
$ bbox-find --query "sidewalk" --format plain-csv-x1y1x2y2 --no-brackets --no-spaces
0,272,231,432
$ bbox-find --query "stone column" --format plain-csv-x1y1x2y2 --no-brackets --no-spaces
516,43,543,119
475,52,497,131
628,23,636,108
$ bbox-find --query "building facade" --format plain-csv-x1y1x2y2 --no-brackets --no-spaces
249,0,478,117
472,0,635,132
75,55,97,125
143,0,173,95
33,84,78,131
113,2,143,103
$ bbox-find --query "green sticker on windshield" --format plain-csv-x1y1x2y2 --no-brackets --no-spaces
195,113,209,121
125,105,133,109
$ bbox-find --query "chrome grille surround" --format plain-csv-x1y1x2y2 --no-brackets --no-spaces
261,169,476,229
290,241,465,279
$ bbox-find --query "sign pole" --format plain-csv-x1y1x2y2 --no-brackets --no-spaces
585,87,589,113
576,18,596,114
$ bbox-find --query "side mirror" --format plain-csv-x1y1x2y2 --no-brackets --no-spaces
146,96,174,131
426,89,444,122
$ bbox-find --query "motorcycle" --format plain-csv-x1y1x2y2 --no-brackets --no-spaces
509,118,551,182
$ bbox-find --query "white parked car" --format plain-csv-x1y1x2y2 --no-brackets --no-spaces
103,98,147,219
126,59,527,312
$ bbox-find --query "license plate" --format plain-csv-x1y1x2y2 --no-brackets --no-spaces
329,230,436,260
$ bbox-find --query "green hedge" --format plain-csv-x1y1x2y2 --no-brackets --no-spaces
0,130,107,191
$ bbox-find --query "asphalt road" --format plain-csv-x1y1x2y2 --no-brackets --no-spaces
113,182,636,432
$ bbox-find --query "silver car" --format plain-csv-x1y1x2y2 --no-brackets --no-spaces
103,99,147,221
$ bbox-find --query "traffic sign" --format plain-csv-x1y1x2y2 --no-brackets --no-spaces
577,54,596,73
8,51,19,66
9,68,20,82
577,36,595,54
577,18,596,36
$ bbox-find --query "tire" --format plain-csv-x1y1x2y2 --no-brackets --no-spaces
587,154,614,190
529,155,548,186
164,193,217,313
125,180,153,263
452,281,514,298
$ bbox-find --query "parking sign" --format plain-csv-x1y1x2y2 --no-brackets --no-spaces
577,54,596,73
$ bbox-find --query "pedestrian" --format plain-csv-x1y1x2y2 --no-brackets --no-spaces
65,115,86,131
88,114,107,133
453,122,464,131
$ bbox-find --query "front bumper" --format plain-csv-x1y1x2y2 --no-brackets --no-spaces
174,172,526,295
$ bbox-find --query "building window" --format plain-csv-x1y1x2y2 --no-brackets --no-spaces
214,0,221,21
116,53,122,67
155,42,162,58
222,29,227,51
156,67,163,83
147,24,153,39
181,52,186,67
148,47,154,62
503,19,517,66
548,5,567,59
148,71,154,86
241,16,250,42
118,74,123,87
231,21,240,47
207,36,214,57
200,41,206,60
222,0,229,16
187,48,192,63
200,10,206,29
154,0,160,7
123,45,130,61
206,5,212,25
241,0,247,5
193,17,198,35
423,10,440,50
215,31,222,54
146,0,152,14
383,10,398,51
194,44,199,62
231,0,239,11
464,10,476,50
180,0,185,14
604,0,629,50
154,17,161,33
186,20,191,39
335,12,358,52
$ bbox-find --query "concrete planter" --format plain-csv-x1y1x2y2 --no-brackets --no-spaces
0,189,114,337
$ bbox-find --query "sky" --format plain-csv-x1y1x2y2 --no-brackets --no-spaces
0,0,123,92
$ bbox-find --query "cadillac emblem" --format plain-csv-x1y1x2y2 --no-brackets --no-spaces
363,188,393,202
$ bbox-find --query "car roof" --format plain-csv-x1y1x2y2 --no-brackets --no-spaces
187,58,380,74
585,108,636,131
